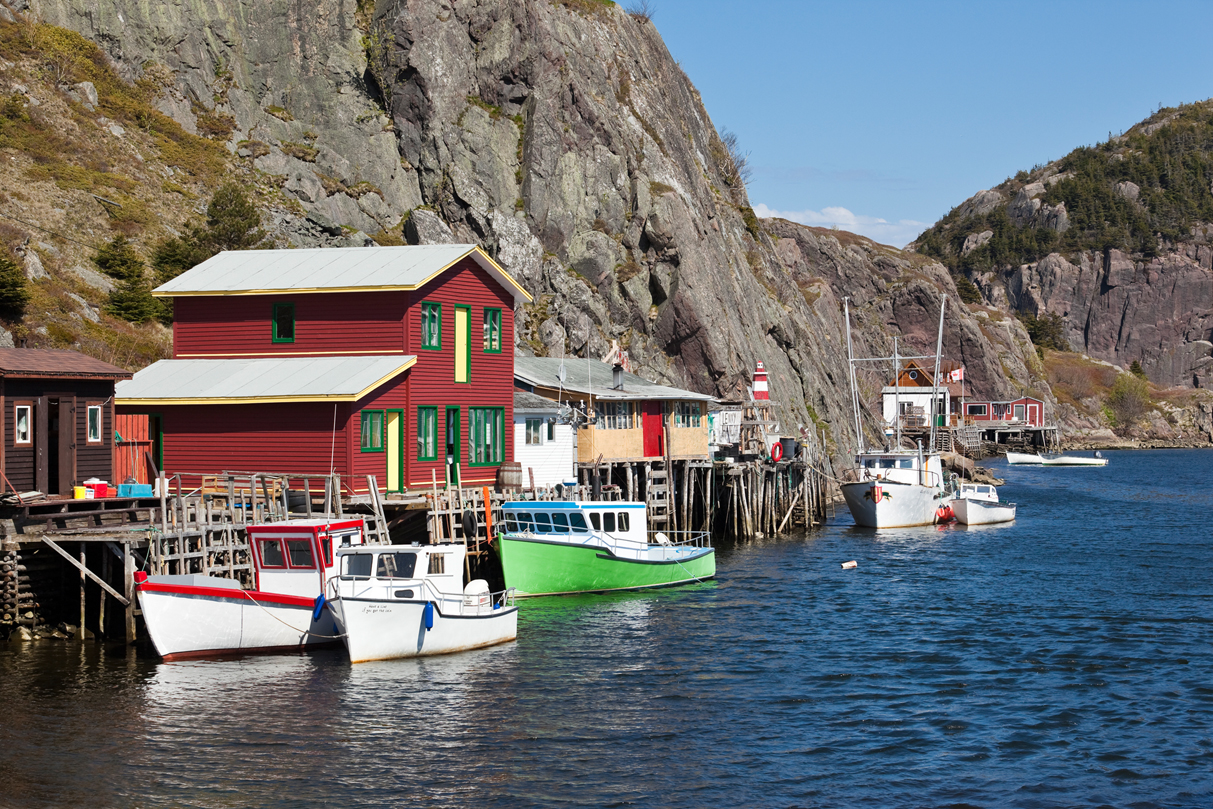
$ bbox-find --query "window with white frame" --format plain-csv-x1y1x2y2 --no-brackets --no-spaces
14,404,31,445
87,404,102,443
966,404,987,416
598,402,632,430
525,417,544,445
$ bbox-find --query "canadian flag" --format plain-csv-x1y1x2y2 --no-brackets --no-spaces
949,367,965,383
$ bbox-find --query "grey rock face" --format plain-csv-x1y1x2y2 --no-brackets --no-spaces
66,264,115,293
1115,181,1140,201
20,248,48,281
993,248,1213,387
955,189,1004,219
962,230,993,255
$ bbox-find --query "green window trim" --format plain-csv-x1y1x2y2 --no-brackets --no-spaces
360,409,385,453
421,301,442,350
483,307,502,353
417,406,438,461
272,302,296,343
454,304,472,383
467,406,504,467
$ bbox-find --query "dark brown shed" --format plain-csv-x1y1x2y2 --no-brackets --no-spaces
0,349,132,496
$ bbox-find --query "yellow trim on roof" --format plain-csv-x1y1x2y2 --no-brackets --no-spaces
115,357,416,406
151,246,533,302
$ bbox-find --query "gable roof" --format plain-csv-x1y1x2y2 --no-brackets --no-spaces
0,348,131,380
115,355,416,405
152,244,532,305
514,390,561,413
515,357,713,402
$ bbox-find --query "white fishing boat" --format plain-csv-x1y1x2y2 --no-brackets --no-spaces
1040,454,1109,467
840,449,953,528
1006,452,1044,465
951,483,1016,525
327,543,518,663
135,518,366,661
840,296,954,528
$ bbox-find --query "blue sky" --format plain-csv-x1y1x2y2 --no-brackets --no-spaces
649,0,1213,246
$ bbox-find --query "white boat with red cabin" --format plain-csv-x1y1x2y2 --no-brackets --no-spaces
327,542,518,663
135,518,365,661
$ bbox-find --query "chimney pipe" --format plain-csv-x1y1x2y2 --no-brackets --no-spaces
613,363,623,390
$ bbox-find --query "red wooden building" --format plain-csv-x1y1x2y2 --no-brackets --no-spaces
0,348,131,496
961,396,1046,426
115,245,530,495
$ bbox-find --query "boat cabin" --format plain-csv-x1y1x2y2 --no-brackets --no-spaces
500,501,648,545
855,452,945,489
249,518,365,597
956,483,998,502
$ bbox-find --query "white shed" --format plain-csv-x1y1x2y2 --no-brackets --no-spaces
513,391,577,489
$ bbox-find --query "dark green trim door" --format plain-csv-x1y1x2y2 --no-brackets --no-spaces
444,406,461,488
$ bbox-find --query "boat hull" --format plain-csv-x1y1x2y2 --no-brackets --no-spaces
1040,456,1108,466
137,582,337,661
497,536,716,596
330,598,518,663
1006,452,1044,465
840,480,945,528
952,497,1016,525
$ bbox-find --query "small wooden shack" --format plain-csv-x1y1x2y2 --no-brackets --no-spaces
0,348,131,496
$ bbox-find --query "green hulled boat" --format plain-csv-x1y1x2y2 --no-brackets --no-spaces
496,501,715,596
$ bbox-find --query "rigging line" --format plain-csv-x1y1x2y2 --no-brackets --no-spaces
239,589,346,639
0,209,102,251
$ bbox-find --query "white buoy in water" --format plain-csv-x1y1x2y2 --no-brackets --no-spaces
841,560,858,569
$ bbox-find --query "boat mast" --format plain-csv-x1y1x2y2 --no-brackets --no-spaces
929,294,948,453
893,336,901,451
844,298,863,454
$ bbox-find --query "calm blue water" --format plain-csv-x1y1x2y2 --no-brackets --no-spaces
2,449,1212,808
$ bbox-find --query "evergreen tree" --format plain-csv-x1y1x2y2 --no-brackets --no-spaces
0,254,30,320
93,238,157,324
92,236,144,282
203,183,268,252
106,275,159,324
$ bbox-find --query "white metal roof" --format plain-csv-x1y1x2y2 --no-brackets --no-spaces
115,355,416,405
515,357,714,402
152,244,532,305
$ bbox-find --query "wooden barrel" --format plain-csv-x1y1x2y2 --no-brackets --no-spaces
497,461,523,491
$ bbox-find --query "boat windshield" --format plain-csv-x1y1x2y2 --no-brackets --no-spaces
376,552,417,579
569,512,588,532
259,539,286,568
533,513,552,533
342,553,373,580
551,513,570,533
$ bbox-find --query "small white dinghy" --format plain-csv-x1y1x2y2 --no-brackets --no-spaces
328,543,518,663
951,483,1017,525
1005,452,1044,465
1040,453,1109,467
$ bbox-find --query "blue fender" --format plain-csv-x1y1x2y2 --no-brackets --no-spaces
312,594,326,622
423,601,434,631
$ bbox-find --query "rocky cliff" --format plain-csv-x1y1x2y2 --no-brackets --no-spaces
17,0,1051,455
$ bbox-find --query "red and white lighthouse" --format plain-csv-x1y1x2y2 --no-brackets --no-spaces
752,360,770,400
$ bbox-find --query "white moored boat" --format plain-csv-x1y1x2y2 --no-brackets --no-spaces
135,518,365,660
1040,453,1108,467
1006,452,1044,465
951,483,1016,525
841,450,952,528
327,543,518,663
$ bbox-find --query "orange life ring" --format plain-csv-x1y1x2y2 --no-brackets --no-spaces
770,442,783,462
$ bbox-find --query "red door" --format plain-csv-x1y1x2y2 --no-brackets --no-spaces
642,402,663,458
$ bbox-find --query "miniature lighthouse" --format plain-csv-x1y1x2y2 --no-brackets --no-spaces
752,361,770,401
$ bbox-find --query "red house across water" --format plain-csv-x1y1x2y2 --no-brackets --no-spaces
115,245,530,495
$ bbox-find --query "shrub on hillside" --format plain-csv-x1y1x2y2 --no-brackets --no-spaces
1017,311,1068,351
94,237,157,323
955,275,982,304
1106,372,1151,431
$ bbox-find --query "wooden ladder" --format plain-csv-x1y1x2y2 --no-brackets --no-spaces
646,465,669,527
363,475,390,545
